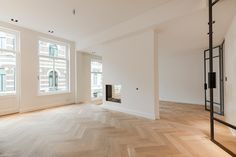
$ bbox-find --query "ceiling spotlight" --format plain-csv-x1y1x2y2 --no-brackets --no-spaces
11,18,18,23
48,30,54,34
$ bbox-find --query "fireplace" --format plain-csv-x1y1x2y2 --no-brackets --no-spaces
106,84,121,103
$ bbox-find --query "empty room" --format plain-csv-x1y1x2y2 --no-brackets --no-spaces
0,0,236,157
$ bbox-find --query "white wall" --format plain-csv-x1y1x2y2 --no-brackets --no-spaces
158,50,204,105
156,0,236,105
0,21,76,115
100,30,159,119
77,52,102,103
224,14,236,128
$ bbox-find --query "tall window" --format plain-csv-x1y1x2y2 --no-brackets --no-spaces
0,29,17,95
38,39,69,93
91,60,102,99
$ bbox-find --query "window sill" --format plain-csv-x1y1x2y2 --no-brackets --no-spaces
38,91,71,96
91,97,103,101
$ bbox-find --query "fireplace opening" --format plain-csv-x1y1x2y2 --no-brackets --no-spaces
106,84,121,103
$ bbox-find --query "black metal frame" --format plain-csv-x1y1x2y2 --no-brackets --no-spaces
208,0,236,156
204,43,224,115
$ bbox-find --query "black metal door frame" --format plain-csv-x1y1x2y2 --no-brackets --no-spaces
204,42,224,116
208,0,236,156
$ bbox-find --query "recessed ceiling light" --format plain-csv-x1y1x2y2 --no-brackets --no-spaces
11,18,18,23
48,30,54,34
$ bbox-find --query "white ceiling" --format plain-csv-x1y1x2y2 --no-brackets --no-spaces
0,0,235,53
0,0,170,44
158,0,236,57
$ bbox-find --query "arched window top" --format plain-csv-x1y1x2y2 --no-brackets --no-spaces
49,44,58,57
49,70,58,77
48,70,58,90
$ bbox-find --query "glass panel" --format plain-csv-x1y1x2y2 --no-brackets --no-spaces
57,45,66,58
49,44,58,57
213,56,220,103
0,31,16,51
39,40,66,58
91,60,103,99
55,59,67,91
0,51,16,95
39,41,50,57
91,73,103,99
39,57,53,92
91,61,102,73
205,55,220,103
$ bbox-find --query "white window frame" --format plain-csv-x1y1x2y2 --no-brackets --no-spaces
90,59,103,100
37,38,70,95
0,27,20,97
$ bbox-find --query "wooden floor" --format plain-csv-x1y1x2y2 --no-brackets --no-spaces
0,102,234,157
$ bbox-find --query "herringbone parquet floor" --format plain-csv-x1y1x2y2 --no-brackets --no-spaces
0,102,234,157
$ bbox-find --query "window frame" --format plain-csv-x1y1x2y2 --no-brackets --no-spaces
90,59,103,100
0,27,20,97
37,37,70,95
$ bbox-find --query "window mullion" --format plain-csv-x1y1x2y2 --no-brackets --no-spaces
53,57,55,90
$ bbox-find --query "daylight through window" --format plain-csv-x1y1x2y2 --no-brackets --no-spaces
91,60,102,99
0,29,17,95
38,40,69,93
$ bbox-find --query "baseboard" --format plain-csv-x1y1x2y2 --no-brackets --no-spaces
160,99,204,106
20,102,75,113
101,104,156,120
0,108,19,117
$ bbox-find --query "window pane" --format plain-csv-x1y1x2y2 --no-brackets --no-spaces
91,60,103,99
0,31,16,51
91,73,103,99
39,57,53,92
0,51,16,95
39,41,50,56
91,61,102,73
55,59,67,91
57,45,66,58
39,40,66,58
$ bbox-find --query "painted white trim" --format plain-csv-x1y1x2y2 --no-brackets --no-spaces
101,104,156,120
37,91,71,96
20,102,75,113
159,99,204,106
0,108,19,116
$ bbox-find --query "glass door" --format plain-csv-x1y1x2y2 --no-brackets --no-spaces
204,43,224,115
